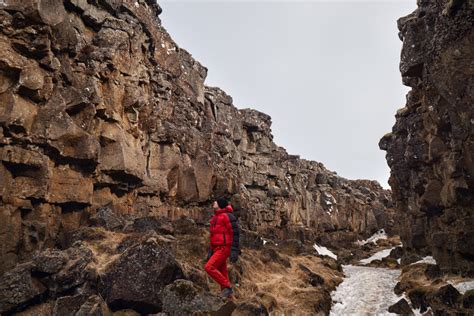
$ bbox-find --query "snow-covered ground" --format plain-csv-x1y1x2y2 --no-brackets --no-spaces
356,229,388,246
329,242,472,315
411,256,437,265
330,265,402,315
359,247,394,265
313,243,338,260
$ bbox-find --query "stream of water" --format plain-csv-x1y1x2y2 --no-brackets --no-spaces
328,242,473,315
330,264,402,315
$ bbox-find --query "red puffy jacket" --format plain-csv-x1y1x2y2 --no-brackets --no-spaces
209,205,239,251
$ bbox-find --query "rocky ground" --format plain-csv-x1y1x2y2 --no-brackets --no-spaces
0,210,345,315
391,261,474,315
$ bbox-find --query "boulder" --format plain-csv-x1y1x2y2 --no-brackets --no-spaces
89,207,125,231
33,248,68,274
388,246,403,259
388,298,413,315
407,288,429,313
41,246,94,295
160,279,235,316
53,294,110,316
400,252,422,266
98,238,184,314
52,294,89,315
427,284,461,308
124,216,174,235
0,263,47,314
75,295,110,316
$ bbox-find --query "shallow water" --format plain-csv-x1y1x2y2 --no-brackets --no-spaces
330,265,402,316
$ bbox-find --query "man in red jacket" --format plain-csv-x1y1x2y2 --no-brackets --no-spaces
205,197,240,299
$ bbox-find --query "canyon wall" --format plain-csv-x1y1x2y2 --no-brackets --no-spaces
0,0,396,276
380,0,473,275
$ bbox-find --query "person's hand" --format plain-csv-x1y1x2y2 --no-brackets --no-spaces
230,249,238,263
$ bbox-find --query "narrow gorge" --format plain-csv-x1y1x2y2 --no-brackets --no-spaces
0,0,472,315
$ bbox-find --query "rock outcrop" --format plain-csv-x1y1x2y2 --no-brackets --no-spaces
394,262,474,315
0,0,397,277
98,238,184,313
380,0,473,275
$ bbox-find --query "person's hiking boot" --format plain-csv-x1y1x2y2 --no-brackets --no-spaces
221,287,233,299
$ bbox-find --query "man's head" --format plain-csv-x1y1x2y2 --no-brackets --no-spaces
214,197,229,209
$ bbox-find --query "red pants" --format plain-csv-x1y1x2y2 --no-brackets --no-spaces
205,246,231,289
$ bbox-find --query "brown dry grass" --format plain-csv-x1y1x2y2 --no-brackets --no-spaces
79,227,128,274
400,262,473,293
173,227,343,315
232,250,343,315
67,225,344,315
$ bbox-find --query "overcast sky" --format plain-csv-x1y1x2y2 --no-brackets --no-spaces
159,0,417,189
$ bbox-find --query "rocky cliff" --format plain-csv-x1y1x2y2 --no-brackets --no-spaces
0,0,401,314
0,0,397,276
380,0,473,275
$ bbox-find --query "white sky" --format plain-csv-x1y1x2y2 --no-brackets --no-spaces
159,0,417,188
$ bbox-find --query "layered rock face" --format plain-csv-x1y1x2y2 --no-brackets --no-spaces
0,0,396,279
380,0,473,275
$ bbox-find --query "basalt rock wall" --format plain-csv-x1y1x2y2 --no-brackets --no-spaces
0,0,396,274
380,0,473,275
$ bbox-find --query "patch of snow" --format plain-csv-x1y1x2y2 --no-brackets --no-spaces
134,1,139,7
360,247,394,265
313,243,337,260
411,256,437,265
412,307,432,316
262,238,268,245
397,258,401,264
449,280,474,294
356,229,388,246
330,265,401,315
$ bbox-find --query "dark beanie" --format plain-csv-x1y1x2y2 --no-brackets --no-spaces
216,198,229,209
